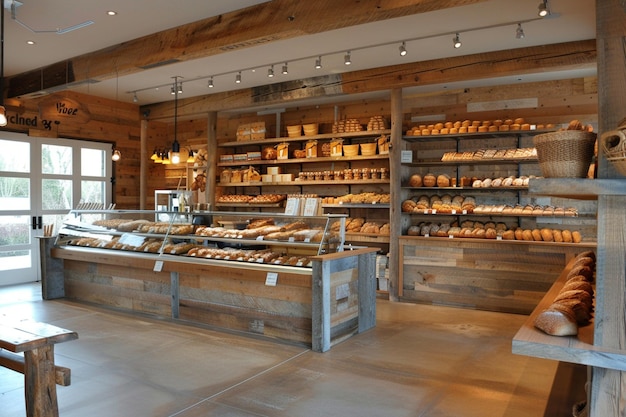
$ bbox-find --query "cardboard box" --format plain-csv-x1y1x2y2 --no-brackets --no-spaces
247,151,262,161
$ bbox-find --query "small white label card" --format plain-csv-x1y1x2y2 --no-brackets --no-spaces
265,272,278,286
153,260,164,272
401,150,413,163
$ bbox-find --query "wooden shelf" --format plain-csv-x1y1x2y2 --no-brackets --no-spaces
402,210,581,218
404,157,538,167
402,186,528,192
219,129,391,147
512,258,626,371
399,234,597,248
218,154,389,167
530,178,626,200
219,179,390,187
215,202,284,208
322,203,390,209
402,129,554,142
345,232,390,244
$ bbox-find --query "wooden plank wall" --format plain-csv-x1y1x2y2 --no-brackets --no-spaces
399,237,596,314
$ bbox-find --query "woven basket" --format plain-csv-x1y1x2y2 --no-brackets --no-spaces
533,131,597,178
343,144,359,157
360,143,377,156
601,126,626,175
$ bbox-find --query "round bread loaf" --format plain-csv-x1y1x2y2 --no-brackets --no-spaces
437,174,451,187
408,174,423,187
423,173,437,187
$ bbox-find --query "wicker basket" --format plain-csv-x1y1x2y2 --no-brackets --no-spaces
360,143,377,156
533,131,597,178
601,126,626,175
343,144,359,157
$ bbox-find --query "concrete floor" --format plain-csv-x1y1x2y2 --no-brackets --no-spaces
0,282,585,417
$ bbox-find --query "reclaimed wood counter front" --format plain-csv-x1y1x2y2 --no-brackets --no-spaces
51,246,377,352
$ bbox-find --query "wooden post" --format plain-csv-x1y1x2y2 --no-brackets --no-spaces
140,119,149,210
590,2,626,416
206,112,217,207
388,87,403,301
24,345,59,417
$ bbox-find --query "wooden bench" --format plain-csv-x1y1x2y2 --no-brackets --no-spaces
0,318,78,417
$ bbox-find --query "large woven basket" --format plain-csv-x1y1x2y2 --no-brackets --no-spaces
533,130,597,178
601,126,626,175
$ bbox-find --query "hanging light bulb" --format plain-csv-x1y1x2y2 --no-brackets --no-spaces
516,23,525,39
282,62,288,75
267,65,274,78
344,51,351,65
399,41,407,56
186,149,195,163
111,149,121,161
453,33,462,49
235,71,242,83
315,56,322,69
177,82,183,94
538,0,550,17
208,77,214,88
132,92,138,103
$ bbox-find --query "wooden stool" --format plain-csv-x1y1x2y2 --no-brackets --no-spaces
0,318,78,417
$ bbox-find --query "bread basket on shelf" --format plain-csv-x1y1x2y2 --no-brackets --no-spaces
360,142,377,156
533,130,597,178
601,125,626,175
343,144,359,157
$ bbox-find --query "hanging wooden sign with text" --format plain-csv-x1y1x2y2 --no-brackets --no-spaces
38,96,91,123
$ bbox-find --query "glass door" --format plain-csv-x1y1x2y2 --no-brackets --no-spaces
0,132,112,286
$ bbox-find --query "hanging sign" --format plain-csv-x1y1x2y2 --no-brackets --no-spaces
38,96,91,123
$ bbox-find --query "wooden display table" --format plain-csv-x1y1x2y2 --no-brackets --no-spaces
0,317,78,417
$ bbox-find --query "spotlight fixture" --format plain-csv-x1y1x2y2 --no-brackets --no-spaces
344,51,351,65
282,62,288,75
399,41,407,56
315,56,322,69
453,33,462,49
516,23,525,39
236,72,242,84
132,92,138,103
170,85,175,95
111,149,121,161
208,77,214,88
267,65,274,78
177,82,183,94
538,0,550,17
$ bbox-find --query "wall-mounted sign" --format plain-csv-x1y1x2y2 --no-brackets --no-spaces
39,96,91,123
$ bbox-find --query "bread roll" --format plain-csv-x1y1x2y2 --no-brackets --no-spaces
514,228,524,240
531,229,543,241
562,230,573,243
501,230,515,240
552,229,563,243
572,231,582,243
541,228,554,242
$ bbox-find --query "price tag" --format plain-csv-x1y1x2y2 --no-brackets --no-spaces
256,236,264,241
265,272,278,286
462,210,467,214
497,236,502,241
432,209,437,214
451,210,457,214
304,238,311,243
423,209,429,214
153,260,163,272
288,237,295,243
449,234,454,239
425,233,430,238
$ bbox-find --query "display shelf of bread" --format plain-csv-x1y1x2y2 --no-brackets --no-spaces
401,194,578,217
321,192,390,206
404,117,555,138
533,251,595,336
216,194,287,207
405,173,539,189
331,217,390,236
440,147,538,162
405,219,585,243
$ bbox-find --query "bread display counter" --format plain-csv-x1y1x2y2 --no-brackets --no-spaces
51,210,377,352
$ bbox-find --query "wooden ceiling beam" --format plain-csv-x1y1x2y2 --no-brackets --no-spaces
6,0,488,98
143,39,597,121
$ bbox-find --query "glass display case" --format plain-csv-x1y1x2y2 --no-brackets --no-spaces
56,209,347,266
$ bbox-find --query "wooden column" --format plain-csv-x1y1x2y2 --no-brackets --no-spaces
590,2,626,416
140,119,149,210
388,87,403,301
206,111,217,207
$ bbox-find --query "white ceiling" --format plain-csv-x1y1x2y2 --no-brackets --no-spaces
2,0,597,110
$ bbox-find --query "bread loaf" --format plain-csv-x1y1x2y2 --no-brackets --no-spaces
408,174,423,187
437,174,451,187
534,306,578,336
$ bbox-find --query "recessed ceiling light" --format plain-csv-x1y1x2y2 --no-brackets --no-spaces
26,40,35,45
107,10,117,16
